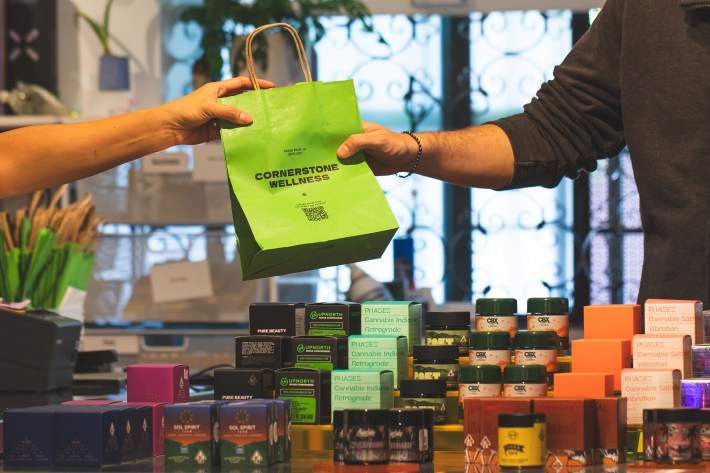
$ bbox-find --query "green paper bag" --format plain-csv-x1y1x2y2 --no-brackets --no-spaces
219,23,399,280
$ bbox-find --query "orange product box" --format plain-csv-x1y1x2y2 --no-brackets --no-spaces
594,397,627,465
463,397,532,465
532,398,598,467
571,339,630,391
583,304,641,340
553,373,614,398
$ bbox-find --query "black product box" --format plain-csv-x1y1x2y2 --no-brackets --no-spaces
249,303,305,336
236,336,293,370
293,335,348,370
53,406,132,467
305,302,361,335
275,368,331,425
214,368,275,401
122,404,153,460
2,405,57,467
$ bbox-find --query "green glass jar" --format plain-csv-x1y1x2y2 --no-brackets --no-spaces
475,298,518,340
469,331,511,368
458,365,502,419
514,330,558,389
424,311,471,356
527,297,569,355
502,364,547,398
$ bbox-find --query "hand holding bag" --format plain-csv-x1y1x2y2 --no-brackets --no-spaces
219,23,399,280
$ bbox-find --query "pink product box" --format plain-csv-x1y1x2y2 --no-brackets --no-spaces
124,402,167,457
127,364,190,404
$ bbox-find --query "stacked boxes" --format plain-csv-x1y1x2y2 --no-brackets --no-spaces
620,368,682,425
348,335,408,387
330,370,394,420
292,335,348,370
275,368,331,425
361,301,421,355
632,334,691,377
644,299,703,344
533,398,597,466
305,302,361,335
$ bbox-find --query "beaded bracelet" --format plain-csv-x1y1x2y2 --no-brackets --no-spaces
396,131,422,179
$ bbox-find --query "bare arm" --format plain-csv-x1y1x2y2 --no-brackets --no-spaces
0,76,273,199
336,122,514,189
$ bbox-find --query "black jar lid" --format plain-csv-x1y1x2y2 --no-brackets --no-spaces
498,413,545,428
515,330,558,349
527,297,569,315
389,408,434,427
459,365,502,384
643,409,656,424
399,379,447,397
475,298,517,315
343,408,390,426
333,410,344,427
413,344,459,361
503,364,547,383
655,408,701,424
470,331,511,350
425,311,471,327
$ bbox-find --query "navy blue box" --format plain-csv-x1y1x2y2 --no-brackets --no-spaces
126,405,154,460
53,406,127,467
3,406,57,466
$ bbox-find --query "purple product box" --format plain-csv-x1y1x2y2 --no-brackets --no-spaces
3,406,58,466
127,364,190,403
124,401,166,457
53,406,127,467
681,379,710,408
691,345,710,378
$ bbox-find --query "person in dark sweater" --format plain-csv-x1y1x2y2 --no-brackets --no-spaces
337,0,710,308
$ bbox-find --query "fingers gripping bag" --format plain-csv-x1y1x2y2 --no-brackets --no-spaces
218,23,399,280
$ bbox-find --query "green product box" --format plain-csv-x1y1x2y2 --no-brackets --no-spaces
331,370,394,421
220,402,275,467
305,302,361,335
348,335,408,388
362,301,422,355
275,368,331,425
164,401,220,468
293,335,348,370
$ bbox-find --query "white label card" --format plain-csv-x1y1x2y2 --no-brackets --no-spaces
192,143,227,183
142,151,190,174
150,260,214,303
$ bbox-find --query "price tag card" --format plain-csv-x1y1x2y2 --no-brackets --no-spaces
142,151,189,174
192,143,227,182
150,260,214,303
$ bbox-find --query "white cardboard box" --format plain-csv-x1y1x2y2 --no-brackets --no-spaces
644,299,703,344
621,368,681,425
632,334,691,378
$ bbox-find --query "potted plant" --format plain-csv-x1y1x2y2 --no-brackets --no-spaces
180,0,382,81
77,0,130,90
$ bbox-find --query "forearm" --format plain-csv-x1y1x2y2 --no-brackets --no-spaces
413,124,514,189
0,106,176,198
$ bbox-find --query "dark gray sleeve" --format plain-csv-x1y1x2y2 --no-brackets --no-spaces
491,0,628,189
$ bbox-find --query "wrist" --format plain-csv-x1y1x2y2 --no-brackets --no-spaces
396,131,422,178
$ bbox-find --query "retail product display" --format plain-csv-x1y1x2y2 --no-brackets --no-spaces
275,367,331,424
305,301,361,335
219,401,277,467
412,344,460,390
3,406,59,467
123,402,165,456
399,379,448,425
502,364,548,398
331,370,394,419
632,334,692,376
497,413,547,468
533,398,597,466
213,367,275,401
424,310,471,356
474,298,518,339
235,335,293,369
292,335,348,370
126,364,190,403
249,302,306,336
164,401,220,467
332,410,345,463
348,335,408,387
595,397,627,465
527,297,570,354
342,409,390,465
645,408,702,463
469,330,511,368
361,301,422,355
644,299,704,344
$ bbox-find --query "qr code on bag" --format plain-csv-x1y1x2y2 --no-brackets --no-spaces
302,206,329,221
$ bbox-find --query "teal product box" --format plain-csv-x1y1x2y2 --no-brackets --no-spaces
362,301,422,355
53,406,128,467
249,302,306,336
348,335,408,388
164,401,220,467
3,406,57,466
293,335,348,370
305,302,361,335
214,368,275,401
236,335,293,370
331,370,394,421
220,402,276,467
275,368,331,425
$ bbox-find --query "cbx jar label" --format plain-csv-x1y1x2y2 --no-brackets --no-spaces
476,316,517,337
459,383,501,400
469,349,511,368
502,383,547,397
514,349,557,373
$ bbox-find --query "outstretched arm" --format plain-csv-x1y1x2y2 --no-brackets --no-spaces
336,121,515,189
0,76,273,199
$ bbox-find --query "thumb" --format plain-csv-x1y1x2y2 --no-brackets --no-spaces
337,132,373,159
